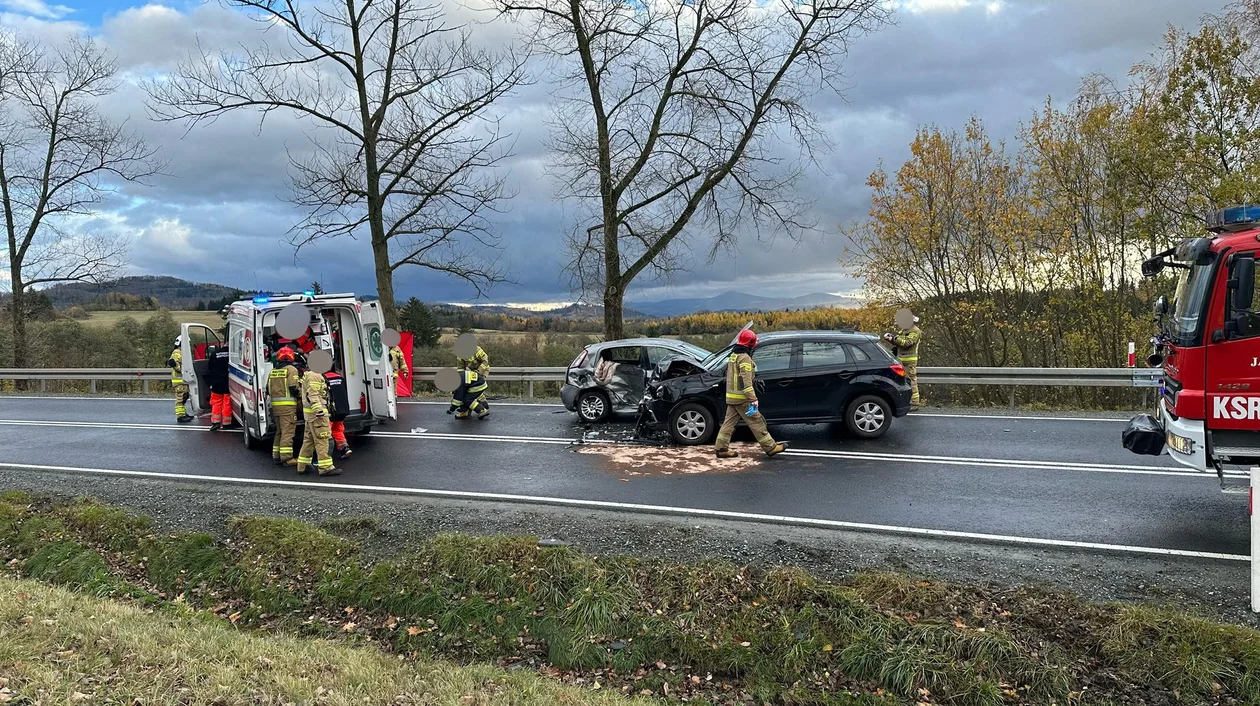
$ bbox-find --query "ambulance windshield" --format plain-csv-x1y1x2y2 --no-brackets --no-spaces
1169,260,1215,344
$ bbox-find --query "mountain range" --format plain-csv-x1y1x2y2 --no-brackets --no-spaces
31,276,857,319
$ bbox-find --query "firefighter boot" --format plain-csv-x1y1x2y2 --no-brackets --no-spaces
716,449,739,459
177,415,194,423
455,410,470,420
319,466,342,477
766,443,788,457
477,409,490,421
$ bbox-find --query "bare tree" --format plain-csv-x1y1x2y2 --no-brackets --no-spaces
493,0,888,338
146,0,527,327
0,34,160,367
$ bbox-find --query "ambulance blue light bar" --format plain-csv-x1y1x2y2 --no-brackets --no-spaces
303,289,315,297
1206,204,1260,232
252,295,269,304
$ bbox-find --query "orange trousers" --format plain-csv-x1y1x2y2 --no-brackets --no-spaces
210,392,232,425
331,421,348,449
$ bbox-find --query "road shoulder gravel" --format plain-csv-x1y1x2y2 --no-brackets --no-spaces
1,465,1251,626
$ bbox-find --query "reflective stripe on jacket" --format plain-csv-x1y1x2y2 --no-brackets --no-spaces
893,325,922,363
169,348,183,384
725,353,757,404
268,365,300,406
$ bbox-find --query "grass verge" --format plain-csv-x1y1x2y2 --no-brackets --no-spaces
0,492,1254,705
0,572,661,705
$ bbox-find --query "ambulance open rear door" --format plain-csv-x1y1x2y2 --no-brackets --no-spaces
179,322,222,418
358,299,398,421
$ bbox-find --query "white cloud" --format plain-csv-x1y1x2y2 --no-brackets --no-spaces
0,0,1232,303
1,0,70,19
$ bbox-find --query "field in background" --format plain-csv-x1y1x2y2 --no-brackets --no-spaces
81,310,223,330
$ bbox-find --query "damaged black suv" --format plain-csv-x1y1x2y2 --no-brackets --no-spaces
639,331,913,445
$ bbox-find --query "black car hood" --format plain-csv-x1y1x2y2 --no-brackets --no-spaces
651,354,711,382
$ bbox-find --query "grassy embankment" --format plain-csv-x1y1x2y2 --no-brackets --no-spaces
0,572,658,705
1,493,1257,705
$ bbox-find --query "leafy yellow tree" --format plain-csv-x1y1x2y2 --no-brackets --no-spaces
846,117,1041,367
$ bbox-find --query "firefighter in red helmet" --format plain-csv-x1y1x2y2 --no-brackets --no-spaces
268,346,302,465
714,328,786,458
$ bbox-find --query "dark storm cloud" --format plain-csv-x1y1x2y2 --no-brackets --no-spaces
8,0,1228,304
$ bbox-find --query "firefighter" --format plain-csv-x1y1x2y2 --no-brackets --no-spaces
296,365,341,476
268,346,302,465
324,366,352,457
457,345,490,419
167,336,192,423
207,343,232,431
450,369,489,420
389,344,410,388
714,329,786,458
884,314,923,411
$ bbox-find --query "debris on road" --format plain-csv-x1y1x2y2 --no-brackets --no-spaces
575,441,765,476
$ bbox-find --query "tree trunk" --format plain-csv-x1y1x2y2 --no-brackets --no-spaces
8,276,26,368
371,235,398,329
603,284,624,341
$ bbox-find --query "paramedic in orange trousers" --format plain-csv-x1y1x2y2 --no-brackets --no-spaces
324,368,353,458
206,344,232,431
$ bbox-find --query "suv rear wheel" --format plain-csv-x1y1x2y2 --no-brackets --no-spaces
845,394,891,439
670,401,715,446
577,390,611,423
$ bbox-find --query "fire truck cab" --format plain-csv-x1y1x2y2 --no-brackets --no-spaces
177,291,398,451
1127,205,1260,487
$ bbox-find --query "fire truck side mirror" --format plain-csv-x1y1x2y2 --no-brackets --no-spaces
1231,255,1256,315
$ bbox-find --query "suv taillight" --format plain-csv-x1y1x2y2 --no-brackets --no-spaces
890,363,905,377
571,348,589,369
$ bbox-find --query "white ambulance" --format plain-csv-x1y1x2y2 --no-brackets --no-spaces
178,291,399,450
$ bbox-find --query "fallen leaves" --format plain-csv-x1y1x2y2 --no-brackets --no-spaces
341,622,356,633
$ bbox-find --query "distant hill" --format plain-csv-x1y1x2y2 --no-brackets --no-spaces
631,291,858,317
436,302,649,320
39,276,245,311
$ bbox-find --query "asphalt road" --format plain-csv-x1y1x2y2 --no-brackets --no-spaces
0,396,1246,559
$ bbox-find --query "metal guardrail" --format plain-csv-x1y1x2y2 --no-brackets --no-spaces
0,366,1163,397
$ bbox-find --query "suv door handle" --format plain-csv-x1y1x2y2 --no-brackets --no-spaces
777,380,794,386
837,371,854,379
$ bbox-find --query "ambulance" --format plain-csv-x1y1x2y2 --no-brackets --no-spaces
177,290,399,450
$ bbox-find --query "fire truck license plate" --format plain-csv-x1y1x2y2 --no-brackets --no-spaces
1166,431,1193,454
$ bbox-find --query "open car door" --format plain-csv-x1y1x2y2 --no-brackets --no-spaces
358,300,398,420
180,323,222,417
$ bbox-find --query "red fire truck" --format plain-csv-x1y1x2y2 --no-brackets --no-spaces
1125,205,1260,490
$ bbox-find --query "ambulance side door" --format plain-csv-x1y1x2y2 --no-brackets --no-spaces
358,300,398,420
180,323,221,417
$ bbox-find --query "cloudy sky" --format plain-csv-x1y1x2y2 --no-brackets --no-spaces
4,0,1226,305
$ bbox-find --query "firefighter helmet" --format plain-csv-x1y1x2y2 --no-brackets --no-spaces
736,329,758,349
276,346,296,362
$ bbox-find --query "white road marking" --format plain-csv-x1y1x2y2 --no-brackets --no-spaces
913,412,1129,423
0,418,1227,478
0,461,1243,562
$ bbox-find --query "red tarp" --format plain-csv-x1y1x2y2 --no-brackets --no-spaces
395,331,415,398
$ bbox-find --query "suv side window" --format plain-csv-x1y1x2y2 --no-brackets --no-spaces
751,343,793,372
607,346,643,364
646,346,675,366
848,344,871,363
801,341,848,368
